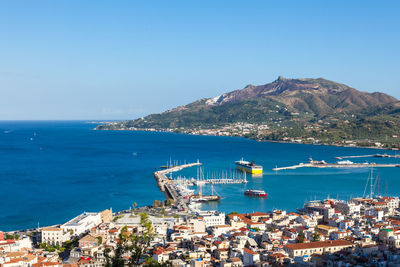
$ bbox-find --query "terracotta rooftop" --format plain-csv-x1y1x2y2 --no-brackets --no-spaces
284,239,353,250
243,247,258,255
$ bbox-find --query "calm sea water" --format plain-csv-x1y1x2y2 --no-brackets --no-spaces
0,121,399,231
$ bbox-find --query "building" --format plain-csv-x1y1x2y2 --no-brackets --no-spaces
335,201,361,216
61,212,102,236
284,239,354,258
197,211,225,228
79,234,99,248
304,201,334,221
243,248,259,266
100,208,113,223
41,227,70,246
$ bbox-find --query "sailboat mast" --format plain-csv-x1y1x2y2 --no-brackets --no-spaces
370,168,373,198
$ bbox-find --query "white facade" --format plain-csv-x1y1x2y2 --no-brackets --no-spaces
335,201,361,215
197,211,225,228
41,227,70,246
61,212,102,236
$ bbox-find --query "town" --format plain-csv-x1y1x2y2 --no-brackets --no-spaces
106,121,399,151
2,193,400,266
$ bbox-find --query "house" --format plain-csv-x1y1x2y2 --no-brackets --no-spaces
79,234,99,248
212,225,232,236
152,247,170,263
243,248,259,266
316,224,338,236
331,230,351,240
215,248,229,261
247,212,270,222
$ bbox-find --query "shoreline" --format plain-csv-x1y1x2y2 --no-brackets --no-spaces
95,127,398,152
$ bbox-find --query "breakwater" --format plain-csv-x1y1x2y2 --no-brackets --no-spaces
273,162,400,171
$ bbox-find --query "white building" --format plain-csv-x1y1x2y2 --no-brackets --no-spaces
243,248,259,266
335,201,361,216
61,212,102,236
197,211,225,228
0,237,32,252
41,227,70,246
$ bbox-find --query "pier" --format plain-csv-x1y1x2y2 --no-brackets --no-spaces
194,178,247,185
335,154,400,160
273,162,400,171
153,161,202,211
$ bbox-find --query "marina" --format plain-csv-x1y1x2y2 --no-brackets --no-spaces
192,167,248,185
153,161,251,212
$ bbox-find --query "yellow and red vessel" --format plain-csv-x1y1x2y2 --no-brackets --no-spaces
235,158,263,174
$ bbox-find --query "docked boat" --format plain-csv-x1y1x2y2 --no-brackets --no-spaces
191,185,221,202
337,160,354,165
235,158,263,174
244,189,268,197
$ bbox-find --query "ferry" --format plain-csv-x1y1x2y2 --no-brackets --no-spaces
244,189,268,197
235,158,263,174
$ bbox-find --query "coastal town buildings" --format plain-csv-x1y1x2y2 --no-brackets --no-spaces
3,195,400,266
61,212,102,236
41,227,70,246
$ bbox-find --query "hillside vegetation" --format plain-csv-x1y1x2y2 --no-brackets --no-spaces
97,77,400,149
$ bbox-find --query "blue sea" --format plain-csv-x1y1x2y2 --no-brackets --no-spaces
0,121,399,231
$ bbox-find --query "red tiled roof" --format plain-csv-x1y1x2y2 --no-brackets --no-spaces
249,212,269,217
243,248,258,255
284,239,353,250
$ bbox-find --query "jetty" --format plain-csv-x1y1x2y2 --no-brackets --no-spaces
194,178,247,185
154,161,202,211
335,154,400,160
273,158,400,171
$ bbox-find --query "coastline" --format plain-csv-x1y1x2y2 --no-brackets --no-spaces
94,126,398,152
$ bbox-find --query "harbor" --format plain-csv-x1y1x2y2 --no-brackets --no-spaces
153,159,256,212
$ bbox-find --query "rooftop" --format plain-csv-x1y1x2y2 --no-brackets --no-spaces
285,239,353,250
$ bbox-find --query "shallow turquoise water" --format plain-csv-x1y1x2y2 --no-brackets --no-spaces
0,121,399,231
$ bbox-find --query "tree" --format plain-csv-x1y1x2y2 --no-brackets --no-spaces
97,236,103,245
297,231,305,243
105,213,155,266
165,199,174,206
312,231,320,242
161,207,166,216
153,200,162,207
132,202,137,215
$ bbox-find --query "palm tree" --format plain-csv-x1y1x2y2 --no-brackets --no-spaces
132,202,137,215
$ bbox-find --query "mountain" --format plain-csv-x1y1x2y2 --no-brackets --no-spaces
201,76,397,115
97,77,400,149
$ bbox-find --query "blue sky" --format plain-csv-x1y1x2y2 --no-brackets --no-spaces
0,1,399,120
